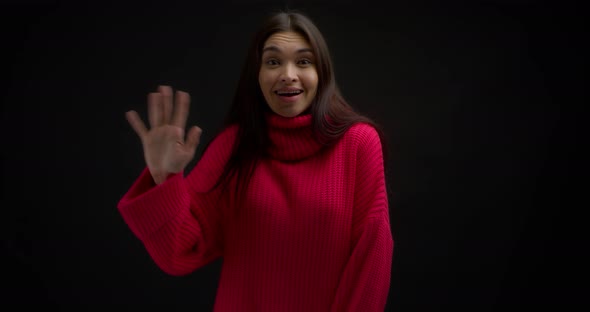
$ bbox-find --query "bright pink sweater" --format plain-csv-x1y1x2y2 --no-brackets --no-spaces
117,113,393,311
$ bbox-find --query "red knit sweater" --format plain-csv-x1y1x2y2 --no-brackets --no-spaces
117,113,393,311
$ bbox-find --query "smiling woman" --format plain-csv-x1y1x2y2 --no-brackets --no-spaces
259,31,318,117
118,10,393,312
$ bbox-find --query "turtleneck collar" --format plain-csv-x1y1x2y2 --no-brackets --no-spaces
265,112,324,161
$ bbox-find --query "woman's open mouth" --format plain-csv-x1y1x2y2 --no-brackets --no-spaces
275,89,303,103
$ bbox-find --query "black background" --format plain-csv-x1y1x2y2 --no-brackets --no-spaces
1,0,586,310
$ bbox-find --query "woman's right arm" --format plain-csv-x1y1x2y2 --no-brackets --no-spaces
117,85,233,276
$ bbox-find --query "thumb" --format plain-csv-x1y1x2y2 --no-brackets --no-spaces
185,126,202,151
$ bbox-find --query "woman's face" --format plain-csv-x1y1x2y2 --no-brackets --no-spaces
259,31,318,118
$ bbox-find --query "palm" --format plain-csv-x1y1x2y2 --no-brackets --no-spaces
125,85,202,184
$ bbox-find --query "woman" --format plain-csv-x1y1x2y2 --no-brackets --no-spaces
119,10,393,311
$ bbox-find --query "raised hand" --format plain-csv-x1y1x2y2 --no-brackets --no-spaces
125,85,202,184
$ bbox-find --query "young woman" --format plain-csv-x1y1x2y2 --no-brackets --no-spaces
119,10,393,312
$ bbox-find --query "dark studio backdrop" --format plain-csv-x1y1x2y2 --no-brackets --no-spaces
1,0,586,310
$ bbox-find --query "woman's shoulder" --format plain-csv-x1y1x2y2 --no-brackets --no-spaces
197,123,239,161
186,124,239,188
215,123,239,141
343,122,382,146
204,123,239,148
336,122,385,162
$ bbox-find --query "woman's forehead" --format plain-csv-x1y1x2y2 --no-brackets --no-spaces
263,31,311,50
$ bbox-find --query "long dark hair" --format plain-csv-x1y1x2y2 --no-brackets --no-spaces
209,10,388,201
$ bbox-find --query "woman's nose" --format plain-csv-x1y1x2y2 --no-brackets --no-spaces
280,64,298,82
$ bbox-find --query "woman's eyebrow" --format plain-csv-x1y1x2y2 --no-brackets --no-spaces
262,46,313,54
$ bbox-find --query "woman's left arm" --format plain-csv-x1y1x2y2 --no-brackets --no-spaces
331,125,394,312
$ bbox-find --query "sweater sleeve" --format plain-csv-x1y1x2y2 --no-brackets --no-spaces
331,125,394,312
117,125,237,276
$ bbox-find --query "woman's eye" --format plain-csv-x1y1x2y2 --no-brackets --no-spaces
266,59,279,65
298,59,312,65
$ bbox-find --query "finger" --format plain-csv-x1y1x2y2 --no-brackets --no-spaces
185,126,202,151
158,85,173,124
171,90,190,129
125,110,148,139
147,92,163,128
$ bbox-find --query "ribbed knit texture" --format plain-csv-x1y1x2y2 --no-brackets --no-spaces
118,113,394,311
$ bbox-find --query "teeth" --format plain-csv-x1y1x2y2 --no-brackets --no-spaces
276,90,302,95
